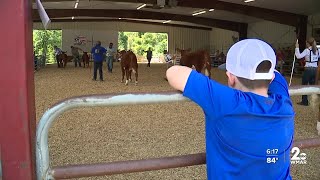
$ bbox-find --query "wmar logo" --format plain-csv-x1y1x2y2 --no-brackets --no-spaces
291,147,307,164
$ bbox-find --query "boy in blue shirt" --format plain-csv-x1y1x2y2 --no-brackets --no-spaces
91,41,106,81
166,39,295,180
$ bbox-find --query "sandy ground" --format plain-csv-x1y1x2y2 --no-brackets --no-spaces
34,62,320,180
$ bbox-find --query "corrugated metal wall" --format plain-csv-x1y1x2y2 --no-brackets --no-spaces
210,28,238,53
33,21,210,54
247,20,296,48
209,20,299,54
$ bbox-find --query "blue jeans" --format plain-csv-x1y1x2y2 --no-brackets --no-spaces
93,61,103,80
106,56,113,72
301,67,317,104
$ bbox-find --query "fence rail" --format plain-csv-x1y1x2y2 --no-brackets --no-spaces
36,86,320,180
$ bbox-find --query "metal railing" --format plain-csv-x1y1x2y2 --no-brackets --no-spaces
36,86,320,180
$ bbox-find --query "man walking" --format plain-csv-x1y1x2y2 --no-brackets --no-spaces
144,47,153,67
71,46,83,67
91,41,106,81
54,45,62,68
106,42,116,73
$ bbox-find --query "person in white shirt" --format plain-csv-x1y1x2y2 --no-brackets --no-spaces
295,37,320,106
106,42,116,73
164,50,174,69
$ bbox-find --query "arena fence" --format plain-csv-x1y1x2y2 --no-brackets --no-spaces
36,86,320,180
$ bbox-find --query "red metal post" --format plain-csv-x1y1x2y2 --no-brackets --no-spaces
0,1,36,180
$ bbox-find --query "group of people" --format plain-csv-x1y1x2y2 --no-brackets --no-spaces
90,41,116,81
53,42,116,81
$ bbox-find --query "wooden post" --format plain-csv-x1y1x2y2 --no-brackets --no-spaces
0,1,36,179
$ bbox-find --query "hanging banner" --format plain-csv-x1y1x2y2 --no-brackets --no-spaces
74,35,88,45
35,0,51,29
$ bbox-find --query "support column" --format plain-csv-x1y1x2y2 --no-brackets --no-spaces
238,23,248,40
296,15,308,51
0,1,36,179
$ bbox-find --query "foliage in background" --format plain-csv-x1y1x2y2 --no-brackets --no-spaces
118,32,168,57
33,30,62,64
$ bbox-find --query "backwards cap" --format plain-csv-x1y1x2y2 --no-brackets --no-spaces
221,39,276,80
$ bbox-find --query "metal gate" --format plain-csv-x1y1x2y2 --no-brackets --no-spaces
36,86,320,179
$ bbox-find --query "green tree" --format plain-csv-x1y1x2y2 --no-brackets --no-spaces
118,32,128,50
118,31,168,57
33,30,62,64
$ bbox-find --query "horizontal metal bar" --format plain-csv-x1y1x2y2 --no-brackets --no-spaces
37,91,187,180
51,137,320,179
37,86,320,180
51,153,206,179
288,85,320,96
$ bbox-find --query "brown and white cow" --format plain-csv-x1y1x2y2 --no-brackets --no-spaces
176,48,211,78
82,52,90,68
119,50,138,85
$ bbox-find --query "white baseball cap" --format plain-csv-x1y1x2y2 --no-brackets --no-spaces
219,39,276,80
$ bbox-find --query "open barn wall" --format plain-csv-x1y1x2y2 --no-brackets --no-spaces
33,21,210,55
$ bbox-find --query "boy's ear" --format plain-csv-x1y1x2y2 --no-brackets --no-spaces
226,71,236,87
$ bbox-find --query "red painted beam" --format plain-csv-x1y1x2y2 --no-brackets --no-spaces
0,1,36,180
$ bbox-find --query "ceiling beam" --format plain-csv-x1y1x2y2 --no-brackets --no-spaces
33,18,213,31
38,0,306,27
32,9,246,32
178,0,305,27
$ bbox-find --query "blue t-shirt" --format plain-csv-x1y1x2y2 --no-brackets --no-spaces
183,70,295,180
91,45,106,62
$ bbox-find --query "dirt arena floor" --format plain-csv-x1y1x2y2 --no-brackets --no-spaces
34,62,320,180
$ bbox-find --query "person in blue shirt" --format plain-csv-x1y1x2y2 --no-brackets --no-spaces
91,41,106,81
166,39,295,180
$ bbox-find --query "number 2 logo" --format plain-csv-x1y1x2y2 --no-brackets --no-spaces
291,147,300,160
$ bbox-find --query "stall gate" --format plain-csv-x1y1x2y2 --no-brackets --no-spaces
36,87,320,179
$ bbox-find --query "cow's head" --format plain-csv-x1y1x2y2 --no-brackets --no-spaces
117,50,127,59
176,48,191,56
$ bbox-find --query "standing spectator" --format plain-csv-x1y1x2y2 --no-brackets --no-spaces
144,47,153,67
54,45,62,68
71,46,83,67
164,50,173,69
295,37,320,106
106,42,116,73
91,41,106,81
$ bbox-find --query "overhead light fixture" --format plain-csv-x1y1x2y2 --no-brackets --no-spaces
192,10,206,16
74,2,79,8
244,0,255,3
209,9,214,12
71,16,75,20
137,4,146,10
119,18,122,19
163,20,171,24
